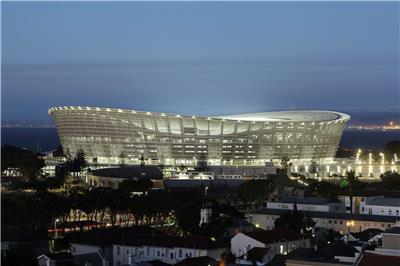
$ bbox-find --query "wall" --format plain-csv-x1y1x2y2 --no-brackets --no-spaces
112,244,210,265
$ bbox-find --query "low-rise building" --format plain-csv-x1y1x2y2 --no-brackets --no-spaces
283,245,359,266
70,227,161,264
340,195,400,216
87,166,163,189
230,229,310,259
360,196,400,217
366,223,400,257
266,197,346,213
112,235,226,265
249,209,399,233
357,253,400,266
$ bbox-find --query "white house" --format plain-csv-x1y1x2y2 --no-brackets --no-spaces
112,235,226,265
249,209,399,233
360,196,400,217
230,229,310,259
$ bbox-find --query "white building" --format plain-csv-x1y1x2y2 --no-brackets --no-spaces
266,197,345,213
112,235,226,265
366,222,400,257
249,209,400,233
360,196,400,217
230,229,310,259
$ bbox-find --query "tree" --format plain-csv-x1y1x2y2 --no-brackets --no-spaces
306,180,339,201
1,145,45,181
71,149,88,178
140,154,146,166
380,171,400,190
221,250,236,264
118,178,153,194
309,161,318,177
119,151,127,168
239,179,274,208
175,200,202,233
383,140,400,161
52,144,64,157
281,154,290,174
274,208,315,234
195,154,209,172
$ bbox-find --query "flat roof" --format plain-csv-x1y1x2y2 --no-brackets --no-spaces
366,197,400,207
251,208,400,223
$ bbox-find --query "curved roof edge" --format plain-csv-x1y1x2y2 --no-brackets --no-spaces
49,106,350,123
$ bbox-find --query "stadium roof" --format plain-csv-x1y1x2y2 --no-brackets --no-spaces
218,110,349,122
49,106,350,123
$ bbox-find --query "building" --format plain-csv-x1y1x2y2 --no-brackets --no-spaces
87,166,163,189
49,107,349,166
249,209,400,233
282,246,360,266
359,196,400,217
340,195,400,216
112,235,226,265
266,197,346,213
1,226,49,256
230,229,310,258
70,227,161,265
357,253,400,266
366,223,400,257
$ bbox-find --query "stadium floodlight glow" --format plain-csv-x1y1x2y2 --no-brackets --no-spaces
49,107,350,166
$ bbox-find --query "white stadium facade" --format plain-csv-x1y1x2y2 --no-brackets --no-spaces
49,106,350,169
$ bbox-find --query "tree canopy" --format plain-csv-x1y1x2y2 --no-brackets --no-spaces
274,208,315,234
1,145,45,181
384,140,400,161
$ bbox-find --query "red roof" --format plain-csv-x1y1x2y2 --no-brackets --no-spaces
244,229,301,244
359,253,400,266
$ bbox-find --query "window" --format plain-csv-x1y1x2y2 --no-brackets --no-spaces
117,247,121,256
179,249,182,258
170,253,174,259
157,251,160,257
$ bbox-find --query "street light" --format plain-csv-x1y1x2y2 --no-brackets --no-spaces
54,218,60,238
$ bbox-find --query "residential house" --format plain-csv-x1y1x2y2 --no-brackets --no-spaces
230,228,310,259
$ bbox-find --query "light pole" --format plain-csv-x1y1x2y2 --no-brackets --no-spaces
54,218,60,238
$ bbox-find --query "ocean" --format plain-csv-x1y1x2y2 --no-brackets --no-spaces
1,127,399,153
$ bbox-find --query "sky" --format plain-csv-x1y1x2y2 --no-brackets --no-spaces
1,2,399,121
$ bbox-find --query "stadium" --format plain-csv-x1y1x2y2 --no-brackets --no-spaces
49,106,350,166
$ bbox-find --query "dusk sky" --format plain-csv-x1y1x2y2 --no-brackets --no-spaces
2,2,399,121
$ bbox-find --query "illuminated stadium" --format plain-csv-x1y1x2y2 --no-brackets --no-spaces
49,106,350,166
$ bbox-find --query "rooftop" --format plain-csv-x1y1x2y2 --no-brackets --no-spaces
219,110,347,122
359,253,400,266
114,235,227,250
71,227,162,246
278,197,331,205
252,208,400,223
243,228,302,244
280,248,353,265
90,166,163,180
175,256,216,266
49,106,349,124
384,226,400,234
366,197,400,207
